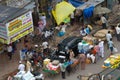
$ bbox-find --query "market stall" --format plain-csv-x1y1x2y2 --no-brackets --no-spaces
0,5,34,44
76,0,105,24
43,58,80,76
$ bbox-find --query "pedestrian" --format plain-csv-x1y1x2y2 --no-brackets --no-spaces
108,38,114,55
12,42,17,53
84,25,90,35
40,13,46,27
42,41,49,56
69,49,75,61
115,23,120,41
106,31,112,49
59,60,66,79
94,43,100,61
26,60,32,72
20,48,27,61
78,53,86,70
24,36,30,49
18,61,25,72
98,39,104,58
90,47,97,63
70,12,75,26
101,14,107,29
7,44,13,60
106,31,112,42
80,27,86,36
38,19,44,35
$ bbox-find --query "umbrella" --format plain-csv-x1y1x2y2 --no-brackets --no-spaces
94,6,111,15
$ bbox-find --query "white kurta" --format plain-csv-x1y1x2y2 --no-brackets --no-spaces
98,41,104,58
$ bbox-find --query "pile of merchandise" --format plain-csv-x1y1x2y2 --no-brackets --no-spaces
102,54,120,69
83,35,96,45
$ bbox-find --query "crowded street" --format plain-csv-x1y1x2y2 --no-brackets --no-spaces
0,0,120,80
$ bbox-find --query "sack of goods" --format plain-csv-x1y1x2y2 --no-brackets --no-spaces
52,60,60,66
94,29,113,41
86,58,91,64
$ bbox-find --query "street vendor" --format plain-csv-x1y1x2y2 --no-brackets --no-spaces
87,47,97,63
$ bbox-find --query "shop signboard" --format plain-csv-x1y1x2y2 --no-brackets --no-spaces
5,11,34,44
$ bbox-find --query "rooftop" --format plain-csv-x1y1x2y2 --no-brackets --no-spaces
0,5,28,23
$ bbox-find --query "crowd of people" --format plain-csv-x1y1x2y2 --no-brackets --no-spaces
5,4,120,79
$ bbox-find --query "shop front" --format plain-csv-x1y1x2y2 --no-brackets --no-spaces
0,5,34,53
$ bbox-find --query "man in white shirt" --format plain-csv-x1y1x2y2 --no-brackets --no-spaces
98,39,104,58
42,41,48,49
106,31,112,42
18,61,25,71
115,23,120,41
101,15,107,29
42,41,49,54
7,45,13,60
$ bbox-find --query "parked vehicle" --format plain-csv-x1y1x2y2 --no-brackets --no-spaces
57,36,83,57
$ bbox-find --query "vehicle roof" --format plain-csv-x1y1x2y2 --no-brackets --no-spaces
58,36,82,48
59,36,78,46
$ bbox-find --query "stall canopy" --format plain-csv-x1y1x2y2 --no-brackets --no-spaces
52,1,75,25
68,0,84,7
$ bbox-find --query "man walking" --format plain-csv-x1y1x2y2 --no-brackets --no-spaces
115,23,120,41
101,15,107,29
106,31,112,49
59,60,66,79
7,44,13,60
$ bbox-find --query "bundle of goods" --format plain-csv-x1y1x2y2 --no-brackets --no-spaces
78,40,90,52
102,54,120,69
46,63,60,73
52,60,60,66
95,20,102,26
83,36,97,45
43,58,51,68
94,29,113,41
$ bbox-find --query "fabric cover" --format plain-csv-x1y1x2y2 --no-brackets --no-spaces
83,6,95,19
52,1,75,25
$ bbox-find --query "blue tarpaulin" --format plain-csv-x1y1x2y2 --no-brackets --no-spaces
68,0,84,7
83,6,95,19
